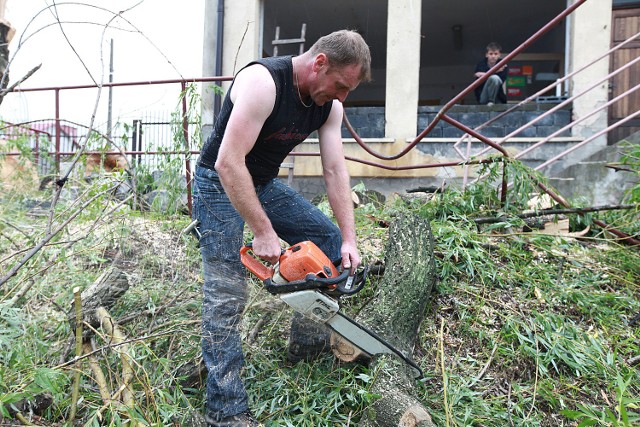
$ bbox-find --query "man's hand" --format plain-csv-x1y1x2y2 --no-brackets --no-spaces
340,240,361,273
251,232,282,265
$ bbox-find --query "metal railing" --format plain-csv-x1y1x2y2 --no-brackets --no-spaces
6,76,231,212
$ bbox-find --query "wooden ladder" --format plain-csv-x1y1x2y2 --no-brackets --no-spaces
273,23,307,186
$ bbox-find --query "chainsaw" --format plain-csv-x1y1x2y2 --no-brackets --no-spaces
240,241,423,378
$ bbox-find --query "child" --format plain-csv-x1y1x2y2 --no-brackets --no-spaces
474,42,508,105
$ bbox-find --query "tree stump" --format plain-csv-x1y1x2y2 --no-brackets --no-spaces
333,213,437,427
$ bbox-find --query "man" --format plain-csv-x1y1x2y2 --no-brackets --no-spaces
192,30,371,426
474,42,508,106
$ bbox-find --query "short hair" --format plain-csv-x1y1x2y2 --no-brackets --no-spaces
308,30,372,82
486,42,502,52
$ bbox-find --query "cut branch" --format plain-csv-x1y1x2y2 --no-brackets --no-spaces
68,287,84,423
84,342,112,405
96,306,136,410
0,186,120,288
0,63,42,98
473,203,638,224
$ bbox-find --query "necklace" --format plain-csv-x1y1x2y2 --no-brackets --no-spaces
295,68,313,108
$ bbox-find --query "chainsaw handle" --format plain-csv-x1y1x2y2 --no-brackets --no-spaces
336,264,368,295
264,266,367,295
240,245,274,281
264,267,348,294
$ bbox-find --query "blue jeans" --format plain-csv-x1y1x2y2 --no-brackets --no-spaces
192,165,341,420
479,75,504,104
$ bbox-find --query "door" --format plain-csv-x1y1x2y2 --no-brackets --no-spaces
609,8,640,144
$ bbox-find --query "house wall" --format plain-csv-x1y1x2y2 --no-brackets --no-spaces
221,0,261,83
200,0,219,140
201,0,615,197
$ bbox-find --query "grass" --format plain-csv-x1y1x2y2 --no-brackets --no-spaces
0,154,639,426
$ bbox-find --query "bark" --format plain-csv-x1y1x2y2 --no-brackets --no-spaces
356,213,436,353
343,213,438,427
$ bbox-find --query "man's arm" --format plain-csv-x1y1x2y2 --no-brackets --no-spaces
317,100,360,271
214,65,282,264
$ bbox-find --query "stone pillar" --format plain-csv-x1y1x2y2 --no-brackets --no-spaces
569,0,612,154
201,0,261,141
201,0,220,142
222,0,261,82
385,0,421,139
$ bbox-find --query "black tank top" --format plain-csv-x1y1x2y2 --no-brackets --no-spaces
197,56,333,185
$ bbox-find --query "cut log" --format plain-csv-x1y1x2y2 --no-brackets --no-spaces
330,333,367,363
333,213,438,427
359,358,435,427
67,267,129,337
356,213,436,353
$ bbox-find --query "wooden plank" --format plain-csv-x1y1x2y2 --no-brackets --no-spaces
609,8,640,144
272,38,306,45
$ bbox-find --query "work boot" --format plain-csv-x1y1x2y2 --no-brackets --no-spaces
205,411,263,427
287,312,331,362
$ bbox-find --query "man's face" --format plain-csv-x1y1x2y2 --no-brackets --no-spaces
486,49,501,66
310,54,362,105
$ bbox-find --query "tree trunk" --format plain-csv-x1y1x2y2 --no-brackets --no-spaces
346,213,438,427
0,15,15,105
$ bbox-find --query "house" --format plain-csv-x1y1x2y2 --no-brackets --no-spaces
200,0,639,199
31,121,79,154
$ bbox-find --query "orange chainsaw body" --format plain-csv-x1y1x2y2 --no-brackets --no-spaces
240,241,339,282
278,241,339,282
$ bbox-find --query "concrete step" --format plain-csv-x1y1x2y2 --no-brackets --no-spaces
550,132,639,205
